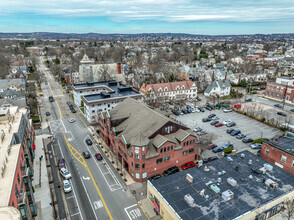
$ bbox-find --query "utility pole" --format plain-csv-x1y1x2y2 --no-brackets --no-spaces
282,82,289,110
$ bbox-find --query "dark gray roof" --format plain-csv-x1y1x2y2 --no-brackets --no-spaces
0,98,27,108
0,90,25,98
149,150,294,220
265,136,294,156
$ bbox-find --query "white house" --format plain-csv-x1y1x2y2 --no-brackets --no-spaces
204,80,231,97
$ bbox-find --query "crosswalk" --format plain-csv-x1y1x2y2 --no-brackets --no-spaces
49,120,67,134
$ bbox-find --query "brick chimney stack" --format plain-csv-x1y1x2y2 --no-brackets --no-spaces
117,81,120,88
117,63,122,74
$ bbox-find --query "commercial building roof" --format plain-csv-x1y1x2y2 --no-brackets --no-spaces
149,150,294,220
264,134,294,156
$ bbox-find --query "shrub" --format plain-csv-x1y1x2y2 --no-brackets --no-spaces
261,118,266,122
32,115,40,123
280,127,286,131
252,139,263,144
224,147,234,154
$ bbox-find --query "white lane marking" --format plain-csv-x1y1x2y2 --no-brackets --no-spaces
93,200,103,209
67,196,75,200
80,177,99,220
71,212,81,217
69,179,84,220
82,176,90,180
124,204,142,220
57,140,65,158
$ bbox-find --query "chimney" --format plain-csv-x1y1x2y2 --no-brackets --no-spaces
212,71,215,81
117,63,122,74
225,71,227,80
117,81,120,88
238,74,241,84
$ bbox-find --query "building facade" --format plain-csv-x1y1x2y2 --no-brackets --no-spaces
204,79,231,97
72,81,143,124
139,81,197,103
264,76,294,104
0,107,37,220
260,134,294,176
98,98,199,182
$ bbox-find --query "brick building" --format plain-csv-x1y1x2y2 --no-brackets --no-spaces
260,133,294,176
98,98,199,182
264,76,294,104
139,80,197,103
0,106,37,219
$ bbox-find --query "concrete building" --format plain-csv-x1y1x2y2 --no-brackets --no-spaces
264,76,294,104
260,133,294,176
139,81,197,103
147,150,294,220
72,81,143,124
204,79,231,97
0,107,37,220
98,98,199,182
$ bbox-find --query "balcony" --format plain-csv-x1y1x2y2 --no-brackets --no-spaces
20,164,29,177
30,204,37,217
17,189,26,205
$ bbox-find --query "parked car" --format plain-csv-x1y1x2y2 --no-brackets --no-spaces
231,130,241,136
198,108,205,112
227,129,234,134
85,139,93,145
222,143,234,149
274,104,283,109
63,180,72,193
191,109,196,113
291,109,294,112
181,161,196,170
209,144,218,149
83,151,91,159
277,112,287,117
149,174,161,181
226,122,236,127
208,114,216,118
95,153,103,160
193,127,202,132
215,123,224,127
212,147,224,153
236,133,246,139
186,105,192,109
68,118,75,123
195,108,200,113
66,101,73,107
46,111,50,116
71,108,76,113
49,96,54,102
208,156,218,162
223,120,232,125
242,137,254,143
245,98,252,102
202,118,212,122
197,130,207,135
206,106,213,111
211,116,219,120
202,159,209,164
250,143,262,149
172,110,180,116
223,108,232,113
187,109,192,113
60,168,72,179
58,158,66,170
197,97,202,101
210,121,219,125
163,166,179,176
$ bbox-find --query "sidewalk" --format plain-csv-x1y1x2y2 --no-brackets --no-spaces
138,198,162,220
32,134,54,220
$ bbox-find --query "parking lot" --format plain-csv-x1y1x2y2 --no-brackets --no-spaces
175,108,283,158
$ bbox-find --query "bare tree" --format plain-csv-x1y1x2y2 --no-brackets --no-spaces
198,133,216,154
283,199,294,220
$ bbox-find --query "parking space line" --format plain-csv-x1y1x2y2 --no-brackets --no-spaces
66,196,75,200
71,212,81,217
69,179,84,220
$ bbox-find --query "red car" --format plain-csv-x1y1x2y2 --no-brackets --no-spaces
58,158,66,170
95,153,103,161
209,144,218,149
215,123,224,127
181,161,196,170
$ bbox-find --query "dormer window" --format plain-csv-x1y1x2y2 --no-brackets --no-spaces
176,86,180,90
164,87,168,91
181,85,185,89
158,87,162,92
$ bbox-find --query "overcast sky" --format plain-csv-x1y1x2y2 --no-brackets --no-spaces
0,0,293,34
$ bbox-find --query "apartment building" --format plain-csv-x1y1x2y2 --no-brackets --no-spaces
98,98,199,182
0,106,37,219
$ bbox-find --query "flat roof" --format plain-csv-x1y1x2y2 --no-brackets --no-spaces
0,107,27,206
150,150,294,220
266,136,294,156
72,80,118,90
81,82,141,103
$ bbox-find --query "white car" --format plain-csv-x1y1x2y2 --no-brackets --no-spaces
191,109,196,113
223,120,232,125
195,108,200,113
68,118,75,123
224,108,232,113
63,180,72,193
60,168,72,179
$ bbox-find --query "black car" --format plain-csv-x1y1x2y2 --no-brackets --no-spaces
208,156,218,162
274,104,283,109
277,112,287,117
49,96,54,102
82,151,91,159
202,159,209,164
291,109,294,112
163,166,179,176
198,108,205,112
149,174,161,181
231,130,241,136
71,108,76,113
46,111,50,116
202,118,212,122
208,114,216,118
227,129,234,134
243,137,253,144
206,106,213,111
172,110,180,116
66,102,73,107
197,97,202,101
226,122,236,127
85,139,93,145
245,98,252,102
211,121,219,125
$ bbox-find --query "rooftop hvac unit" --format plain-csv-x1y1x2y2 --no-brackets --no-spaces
240,153,245,159
227,177,237,187
204,166,210,172
264,163,273,171
264,179,279,189
259,167,267,174
184,194,194,206
248,159,252,165
186,173,193,183
222,190,234,201
217,177,222,184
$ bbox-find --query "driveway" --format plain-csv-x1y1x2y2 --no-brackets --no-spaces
175,108,283,158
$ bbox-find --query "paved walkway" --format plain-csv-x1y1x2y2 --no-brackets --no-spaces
32,134,54,220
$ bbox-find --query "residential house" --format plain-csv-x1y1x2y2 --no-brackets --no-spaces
204,80,231,97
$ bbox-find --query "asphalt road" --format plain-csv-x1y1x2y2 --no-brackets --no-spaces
37,58,146,220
